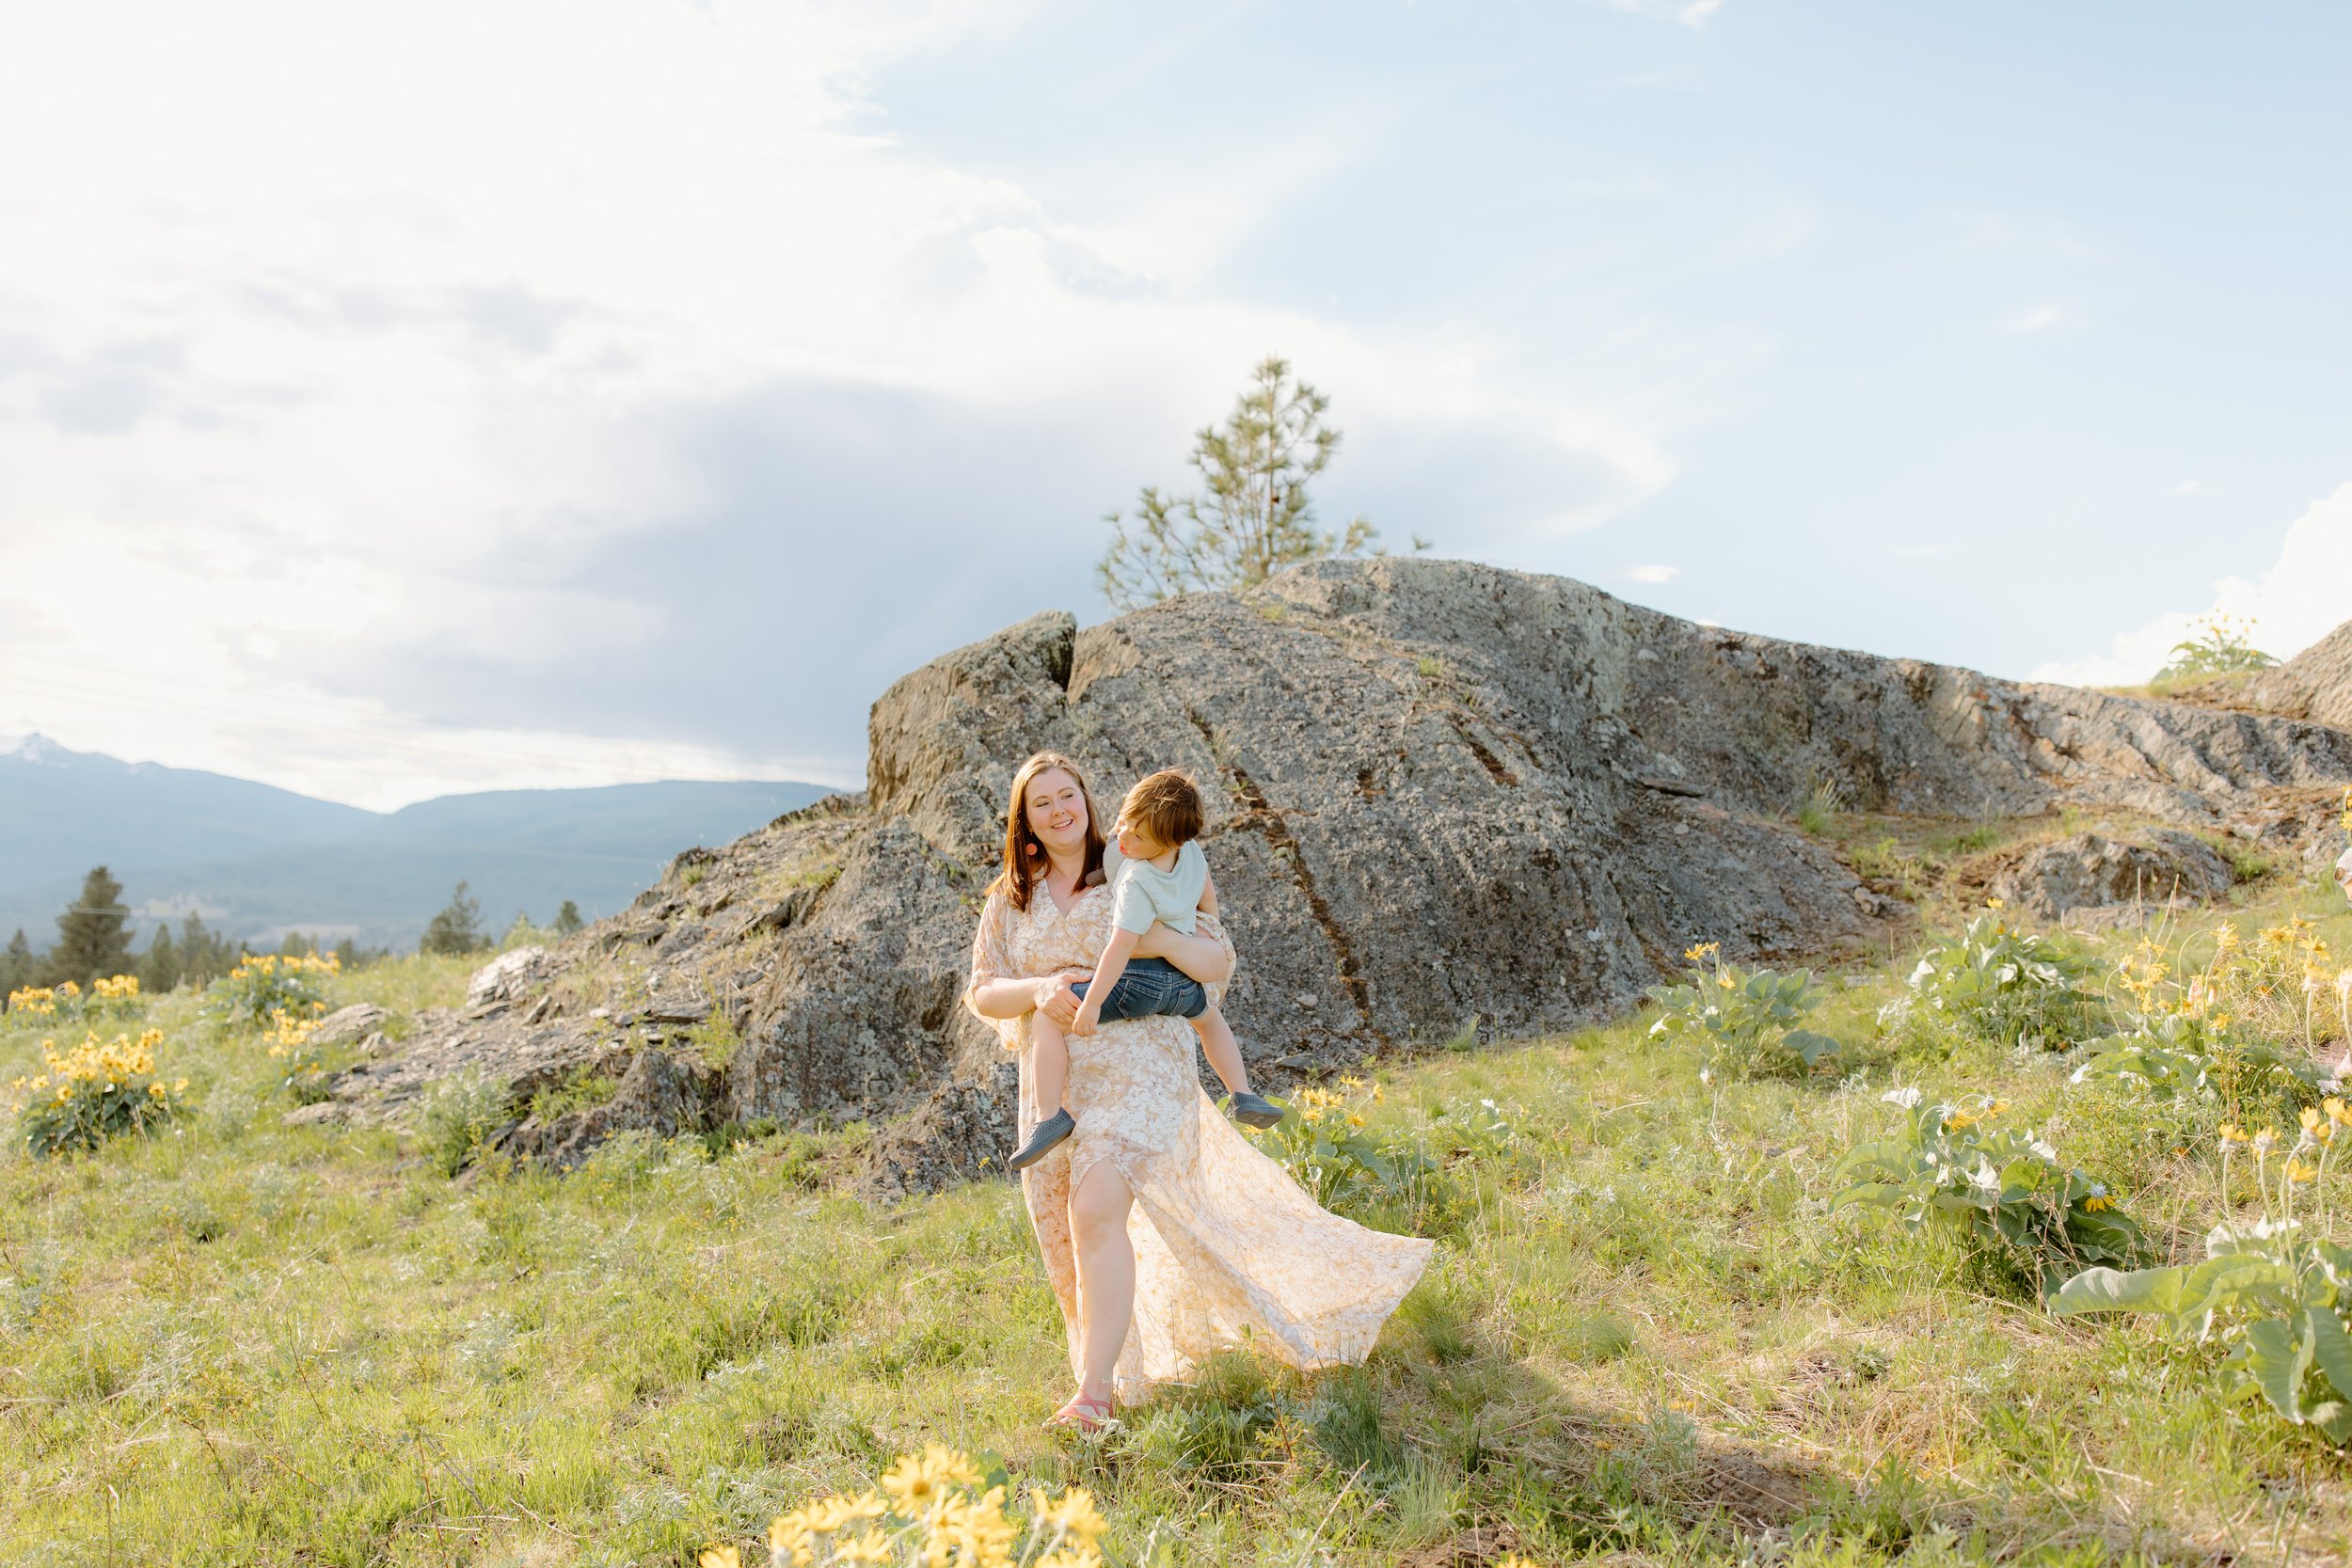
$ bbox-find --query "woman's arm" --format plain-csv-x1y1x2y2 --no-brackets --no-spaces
1132,919,1234,985
967,974,1043,1021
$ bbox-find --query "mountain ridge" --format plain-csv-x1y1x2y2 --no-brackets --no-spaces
0,736,835,950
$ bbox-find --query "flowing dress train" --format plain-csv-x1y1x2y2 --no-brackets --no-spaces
966,883,1434,1402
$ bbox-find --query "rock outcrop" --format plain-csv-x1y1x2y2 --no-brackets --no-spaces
300,560,2352,1187
2246,618,2352,730
1984,831,2237,926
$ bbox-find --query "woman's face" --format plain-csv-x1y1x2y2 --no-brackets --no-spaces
1024,768,1090,858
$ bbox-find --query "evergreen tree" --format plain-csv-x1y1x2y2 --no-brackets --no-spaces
52,865,134,988
1097,357,1425,610
552,900,584,937
421,881,488,956
1,929,34,996
139,922,180,994
176,913,238,989
280,929,313,958
332,937,359,971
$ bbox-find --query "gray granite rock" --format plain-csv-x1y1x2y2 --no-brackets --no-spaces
311,559,2352,1185
2247,618,2352,729
1986,831,2237,923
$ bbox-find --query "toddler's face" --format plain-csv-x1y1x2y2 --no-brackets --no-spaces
1116,817,1166,861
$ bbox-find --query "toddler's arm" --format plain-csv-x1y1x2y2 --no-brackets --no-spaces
1070,924,1147,1037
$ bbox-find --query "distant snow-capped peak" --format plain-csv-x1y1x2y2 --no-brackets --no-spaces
4,733,74,765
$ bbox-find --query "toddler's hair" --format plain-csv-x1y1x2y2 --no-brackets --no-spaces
1119,768,1204,848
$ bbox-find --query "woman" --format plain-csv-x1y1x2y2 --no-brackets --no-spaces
965,751,1434,1431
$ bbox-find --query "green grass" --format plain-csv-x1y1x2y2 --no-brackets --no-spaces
4,887,2352,1564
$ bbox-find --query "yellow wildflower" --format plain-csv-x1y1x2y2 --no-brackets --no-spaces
1985,896,2005,910
1036,1485,1107,1544
2219,1122,2249,1146
1684,942,1720,963
805,1492,887,1534
1716,972,1735,990
698,1548,740,1568
2083,1194,2111,1212
768,1511,815,1567
832,1530,895,1565
938,1484,1015,1564
2286,1158,2321,1185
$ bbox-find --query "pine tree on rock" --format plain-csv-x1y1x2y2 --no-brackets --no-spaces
52,866,134,988
1097,356,1426,610
421,881,488,956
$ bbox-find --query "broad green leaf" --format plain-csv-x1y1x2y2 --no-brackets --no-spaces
2243,1318,2308,1422
1784,1029,1840,1066
2311,1400,2352,1446
2178,1255,2298,1333
2052,1264,2192,1318
2310,1308,2352,1402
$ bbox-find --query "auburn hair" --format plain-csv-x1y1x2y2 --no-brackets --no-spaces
1119,768,1204,848
989,751,1107,912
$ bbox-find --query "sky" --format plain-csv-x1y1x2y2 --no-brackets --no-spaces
1,1,2346,810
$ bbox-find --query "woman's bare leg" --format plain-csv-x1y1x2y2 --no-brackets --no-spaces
1069,1160,1136,1403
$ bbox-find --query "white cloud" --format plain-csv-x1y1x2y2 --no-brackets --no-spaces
0,0,1678,808
2031,481,2352,687
1625,563,1679,584
1601,0,1727,25
2170,478,2201,495
2011,305,2063,332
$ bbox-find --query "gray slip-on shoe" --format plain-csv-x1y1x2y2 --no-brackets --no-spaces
1008,1108,1076,1171
1224,1091,1286,1130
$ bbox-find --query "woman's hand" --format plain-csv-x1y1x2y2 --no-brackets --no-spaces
1035,972,1085,1028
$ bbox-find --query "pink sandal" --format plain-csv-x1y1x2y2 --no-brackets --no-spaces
1043,1392,1117,1433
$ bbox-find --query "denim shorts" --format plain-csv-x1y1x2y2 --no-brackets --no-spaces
1073,957,1207,1022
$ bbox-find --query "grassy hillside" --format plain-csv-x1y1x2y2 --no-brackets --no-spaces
3,856,2350,1565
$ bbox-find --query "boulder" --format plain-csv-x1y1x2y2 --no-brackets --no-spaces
2246,618,2352,729
465,946,554,1010
1985,832,2237,924
311,560,2352,1185
310,1003,389,1049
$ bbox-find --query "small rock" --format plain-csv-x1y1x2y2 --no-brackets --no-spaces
467,947,552,1008
310,1003,389,1049
282,1102,347,1129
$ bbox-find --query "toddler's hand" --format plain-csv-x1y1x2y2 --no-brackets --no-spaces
1071,1004,1101,1037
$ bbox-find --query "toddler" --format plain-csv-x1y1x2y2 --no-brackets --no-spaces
1009,768,1285,1171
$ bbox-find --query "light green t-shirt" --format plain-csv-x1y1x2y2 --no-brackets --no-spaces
1100,840,1208,936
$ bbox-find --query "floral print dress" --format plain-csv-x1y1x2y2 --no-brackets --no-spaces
965,881,1434,1402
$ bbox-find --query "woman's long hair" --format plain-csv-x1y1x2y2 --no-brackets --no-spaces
989,751,1106,912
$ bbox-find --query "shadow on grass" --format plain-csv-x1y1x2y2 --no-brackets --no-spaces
1046,1282,2226,1567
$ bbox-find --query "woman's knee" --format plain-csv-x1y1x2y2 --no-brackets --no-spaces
1070,1163,1133,1238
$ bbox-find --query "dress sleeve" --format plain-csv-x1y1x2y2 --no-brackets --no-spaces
963,892,1026,1051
